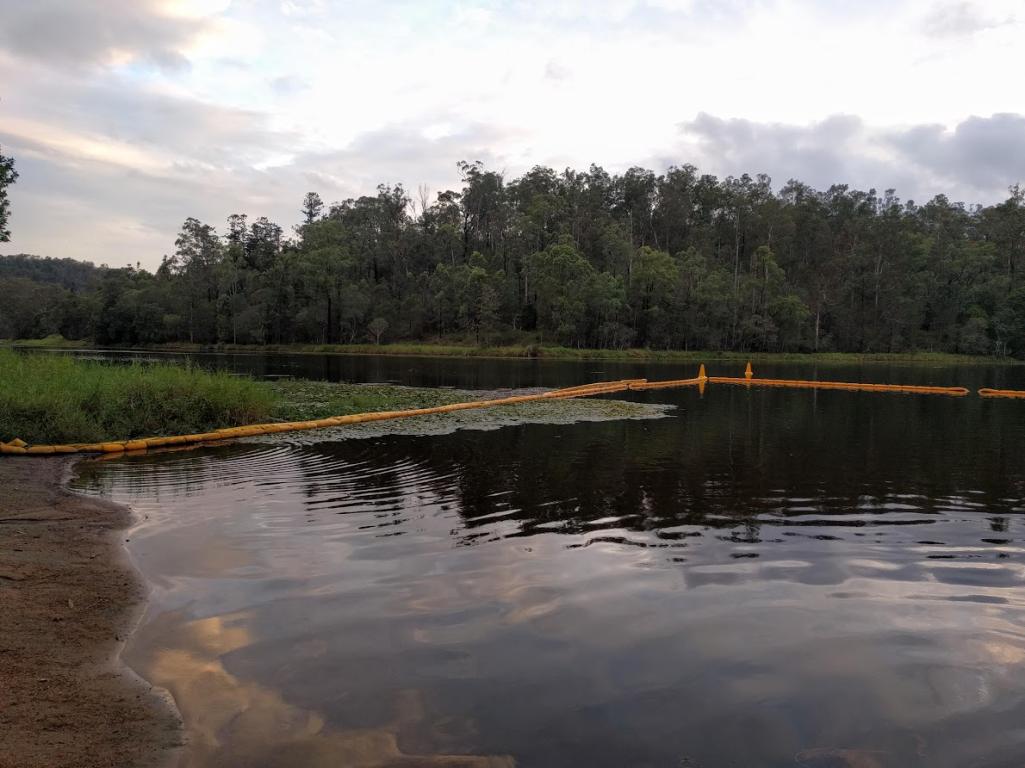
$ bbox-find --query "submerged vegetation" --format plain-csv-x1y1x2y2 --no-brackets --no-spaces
3,162,1025,358
264,378,666,444
266,378,467,423
0,351,662,445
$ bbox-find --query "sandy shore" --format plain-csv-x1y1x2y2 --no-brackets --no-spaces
0,458,181,768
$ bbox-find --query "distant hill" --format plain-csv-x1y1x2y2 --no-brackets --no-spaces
0,254,106,292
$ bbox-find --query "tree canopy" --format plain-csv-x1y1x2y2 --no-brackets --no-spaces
3,160,1025,357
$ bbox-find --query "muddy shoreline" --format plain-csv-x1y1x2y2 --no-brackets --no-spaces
0,457,181,768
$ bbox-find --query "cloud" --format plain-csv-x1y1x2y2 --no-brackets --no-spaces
270,74,308,95
679,113,868,186
887,114,1025,196
295,122,518,195
0,52,297,173
675,112,1025,204
279,0,328,17
0,98,514,265
922,1,1015,38
0,0,219,71
0,55,301,263
544,60,571,81
675,113,919,200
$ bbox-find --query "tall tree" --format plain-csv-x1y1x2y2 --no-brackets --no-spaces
168,218,224,343
301,192,324,226
0,146,18,242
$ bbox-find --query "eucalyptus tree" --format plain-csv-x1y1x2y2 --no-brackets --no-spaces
0,146,17,242
301,192,324,226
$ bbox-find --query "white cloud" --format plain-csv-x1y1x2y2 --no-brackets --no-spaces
922,0,1017,37
0,0,216,70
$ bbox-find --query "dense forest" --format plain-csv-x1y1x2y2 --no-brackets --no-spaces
2,156,1025,356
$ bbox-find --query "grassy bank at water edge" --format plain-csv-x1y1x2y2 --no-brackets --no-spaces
0,351,492,445
0,350,275,445
0,352,658,446
6,336,1017,365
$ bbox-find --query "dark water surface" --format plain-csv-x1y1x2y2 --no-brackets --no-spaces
71,355,1025,767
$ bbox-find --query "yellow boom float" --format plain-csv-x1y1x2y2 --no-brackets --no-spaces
0,362,1014,456
979,388,1025,399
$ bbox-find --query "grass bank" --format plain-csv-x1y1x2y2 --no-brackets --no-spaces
6,335,1016,365
7,351,639,446
0,351,662,446
0,351,475,445
0,350,275,444
261,343,998,365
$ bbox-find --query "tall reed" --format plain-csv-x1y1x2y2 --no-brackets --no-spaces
0,351,275,444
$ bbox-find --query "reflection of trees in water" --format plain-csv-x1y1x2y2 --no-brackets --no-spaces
77,386,1025,550
354,389,1025,546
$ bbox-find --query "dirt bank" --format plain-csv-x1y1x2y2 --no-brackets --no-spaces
0,458,181,768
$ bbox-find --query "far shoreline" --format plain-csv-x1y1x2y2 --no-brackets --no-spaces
6,337,1021,366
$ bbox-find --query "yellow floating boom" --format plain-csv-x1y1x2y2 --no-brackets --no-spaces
707,362,969,397
0,377,678,456
708,376,969,396
979,388,1025,399
0,362,1012,456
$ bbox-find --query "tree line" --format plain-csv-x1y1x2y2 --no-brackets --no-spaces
2,155,1025,356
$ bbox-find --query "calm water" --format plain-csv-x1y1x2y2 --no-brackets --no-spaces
71,355,1025,767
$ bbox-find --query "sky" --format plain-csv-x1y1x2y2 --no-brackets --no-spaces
1,0,1024,269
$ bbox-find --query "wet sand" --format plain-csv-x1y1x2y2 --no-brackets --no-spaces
0,458,181,768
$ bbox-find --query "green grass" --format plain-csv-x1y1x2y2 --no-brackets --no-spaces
0,350,275,444
0,351,660,445
0,352,528,445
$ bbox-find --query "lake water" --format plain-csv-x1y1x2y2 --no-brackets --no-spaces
71,354,1025,767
